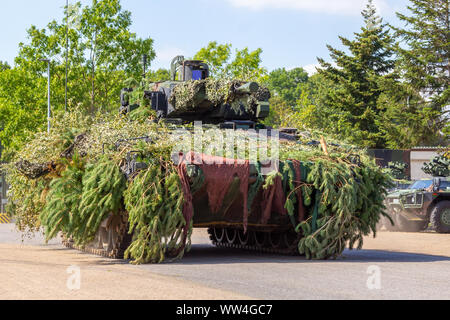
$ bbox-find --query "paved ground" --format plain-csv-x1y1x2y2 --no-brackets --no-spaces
0,223,449,300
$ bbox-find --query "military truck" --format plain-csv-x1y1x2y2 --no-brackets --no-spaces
384,177,450,233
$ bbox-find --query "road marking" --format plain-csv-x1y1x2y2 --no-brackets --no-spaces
0,214,10,224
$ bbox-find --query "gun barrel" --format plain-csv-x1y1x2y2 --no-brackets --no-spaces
236,82,259,94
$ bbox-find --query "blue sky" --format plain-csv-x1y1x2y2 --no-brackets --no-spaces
0,0,410,74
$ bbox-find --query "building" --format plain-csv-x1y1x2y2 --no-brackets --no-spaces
368,147,441,181
367,149,411,178
410,147,439,180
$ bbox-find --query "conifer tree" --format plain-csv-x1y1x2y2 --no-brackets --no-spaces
317,0,395,148
388,0,449,146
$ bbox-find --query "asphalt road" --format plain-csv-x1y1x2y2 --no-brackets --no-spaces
1,223,449,300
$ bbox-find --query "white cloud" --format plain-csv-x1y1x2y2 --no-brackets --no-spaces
226,0,389,16
303,63,320,76
303,61,339,75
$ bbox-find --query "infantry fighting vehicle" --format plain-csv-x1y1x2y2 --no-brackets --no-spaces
54,55,387,262
63,56,306,258
384,177,450,233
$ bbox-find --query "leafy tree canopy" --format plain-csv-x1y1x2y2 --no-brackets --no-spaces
194,41,267,81
266,67,309,106
0,61,10,72
147,68,170,83
15,0,155,112
0,0,155,160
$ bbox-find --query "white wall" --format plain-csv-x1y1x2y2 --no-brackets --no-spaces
410,150,438,180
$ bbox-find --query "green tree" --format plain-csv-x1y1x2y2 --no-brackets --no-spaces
386,0,449,146
0,61,10,72
15,0,155,112
267,67,309,106
0,68,47,161
377,76,443,148
193,41,231,77
147,68,170,82
261,96,295,128
79,0,154,109
317,0,396,148
228,47,267,81
194,41,267,81
0,0,155,159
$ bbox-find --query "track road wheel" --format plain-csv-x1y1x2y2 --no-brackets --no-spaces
253,231,267,248
213,227,225,243
237,229,251,246
268,232,283,249
430,201,450,233
106,227,120,253
225,228,237,245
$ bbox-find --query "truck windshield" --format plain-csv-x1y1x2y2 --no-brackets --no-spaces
408,180,432,189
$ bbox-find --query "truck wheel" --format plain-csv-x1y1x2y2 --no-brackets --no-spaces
430,201,450,233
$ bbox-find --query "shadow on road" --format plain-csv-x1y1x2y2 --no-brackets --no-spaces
3,223,448,266
169,244,450,265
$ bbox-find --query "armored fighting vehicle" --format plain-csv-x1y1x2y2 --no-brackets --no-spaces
10,56,389,263
64,56,303,258
384,177,450,233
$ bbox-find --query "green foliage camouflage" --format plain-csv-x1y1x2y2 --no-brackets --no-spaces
124,161,190,264
422,156,450,177
274,142,393,259
296,158,391,259
384,161,409,181
40,155,85,242
77,157,127,244
3,101,392,263
167,78,271,115
39,154,127,245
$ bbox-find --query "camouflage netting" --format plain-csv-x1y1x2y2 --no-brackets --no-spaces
2,106,392,263
422,155,450,177
384,161,409,181
168,78,270,112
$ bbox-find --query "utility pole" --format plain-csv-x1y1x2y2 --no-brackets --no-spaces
65,0,69,112
40,59,51,133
